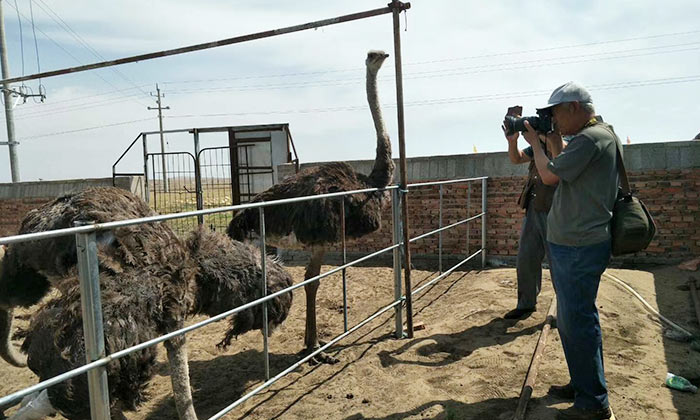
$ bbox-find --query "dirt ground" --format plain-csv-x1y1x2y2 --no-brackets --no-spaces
1,264,699,420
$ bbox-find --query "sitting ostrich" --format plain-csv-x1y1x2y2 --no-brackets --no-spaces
227,50,395,364
0,188,293,420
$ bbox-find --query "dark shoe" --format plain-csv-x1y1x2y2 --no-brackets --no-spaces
503,307,536,319
556,405,612,420
548,383,575,400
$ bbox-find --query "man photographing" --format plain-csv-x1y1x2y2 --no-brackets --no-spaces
522,81,620,420
501,106,562,320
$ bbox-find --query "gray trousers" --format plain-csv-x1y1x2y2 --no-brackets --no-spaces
515,201,549,309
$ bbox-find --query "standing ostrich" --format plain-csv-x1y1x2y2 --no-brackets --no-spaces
227,50,394,364
0,187,293,420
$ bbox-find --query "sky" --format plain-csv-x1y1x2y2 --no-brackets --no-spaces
0,0,699,182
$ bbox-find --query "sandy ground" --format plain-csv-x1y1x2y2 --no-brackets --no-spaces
1,264,699,420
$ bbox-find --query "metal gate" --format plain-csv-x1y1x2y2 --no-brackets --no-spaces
114,124,297,236
145,151,199,235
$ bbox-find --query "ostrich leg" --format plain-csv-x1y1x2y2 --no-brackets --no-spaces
164,335,198,420
303,248,338,365
0,309,26,367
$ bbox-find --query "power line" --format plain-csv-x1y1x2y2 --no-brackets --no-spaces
160,29,700,85
164,41,700,95
163,75,700,118
3,1,149,108
17,117,153,140
7,29,699,119
16,74,700,141
33,0,151,99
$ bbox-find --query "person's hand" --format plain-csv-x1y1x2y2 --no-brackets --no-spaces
522,120,540,146
501,120,520,143
545,128,563,148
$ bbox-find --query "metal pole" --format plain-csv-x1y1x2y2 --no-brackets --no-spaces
438,185,443,274
391,0,413,338
340,199,348,332
193,129,204,225
1,5,408,85
391,188,404,338
142,134,150,204
481,178,487,268
467,182,471,257
0,0,19,182
75,223,111,420
148,84,170,193
259,208,270,381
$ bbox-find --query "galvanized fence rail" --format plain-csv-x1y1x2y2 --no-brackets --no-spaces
0,176,487,420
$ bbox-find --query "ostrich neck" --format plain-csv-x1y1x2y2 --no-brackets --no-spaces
366,67,394,188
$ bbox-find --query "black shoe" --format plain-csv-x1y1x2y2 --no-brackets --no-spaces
556,406,612,420
548,383,575,400
503,307,536,320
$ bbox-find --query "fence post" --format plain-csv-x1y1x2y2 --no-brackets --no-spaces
194,129,204,225
258,208,270,381
340,199,348,332
438,185,443,274
75,223,111,420
142,133,150,204
391,188,404,338
467,182,471,257
481,178,487,268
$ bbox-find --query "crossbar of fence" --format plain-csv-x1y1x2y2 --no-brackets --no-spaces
0,185,398,246
0,239,403,408
0,175,488,414
408,213,484,244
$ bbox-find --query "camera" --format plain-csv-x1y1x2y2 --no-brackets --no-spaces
504,108,553,136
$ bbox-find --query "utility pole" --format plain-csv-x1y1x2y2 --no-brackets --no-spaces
148,83,169,192
0,0,20,182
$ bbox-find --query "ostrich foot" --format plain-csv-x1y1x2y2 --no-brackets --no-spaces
303,345,339,366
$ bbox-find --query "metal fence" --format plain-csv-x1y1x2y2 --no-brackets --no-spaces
0,176,487,420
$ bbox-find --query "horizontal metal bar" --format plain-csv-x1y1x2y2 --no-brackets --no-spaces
0,185,398,246
209,295,403,419
0,6,402,84
112,172,145,177
0,241,400,407
407,176,488,188
411,249,483,297
409,212,484,244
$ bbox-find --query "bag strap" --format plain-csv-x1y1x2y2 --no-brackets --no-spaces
614,137,631,195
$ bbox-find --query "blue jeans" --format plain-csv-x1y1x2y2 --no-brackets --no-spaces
548,240,611,410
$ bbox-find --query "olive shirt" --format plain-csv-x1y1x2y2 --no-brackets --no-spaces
545,119,621,246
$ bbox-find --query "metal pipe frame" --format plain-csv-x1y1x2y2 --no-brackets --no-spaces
0,5,410,85
340,198,348,332
259,208,270,381
438,185,443,274
0,176,488,413
75,226,111,420
481,177,488,268
0,185,397,246
391,188,404,339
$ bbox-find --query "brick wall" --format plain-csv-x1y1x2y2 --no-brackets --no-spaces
279,141,700,266
0,177,143,237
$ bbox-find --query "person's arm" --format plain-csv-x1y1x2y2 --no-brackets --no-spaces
502,122,531,164
523,121,559,185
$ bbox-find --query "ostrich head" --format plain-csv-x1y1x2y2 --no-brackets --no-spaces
366,50,389,74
